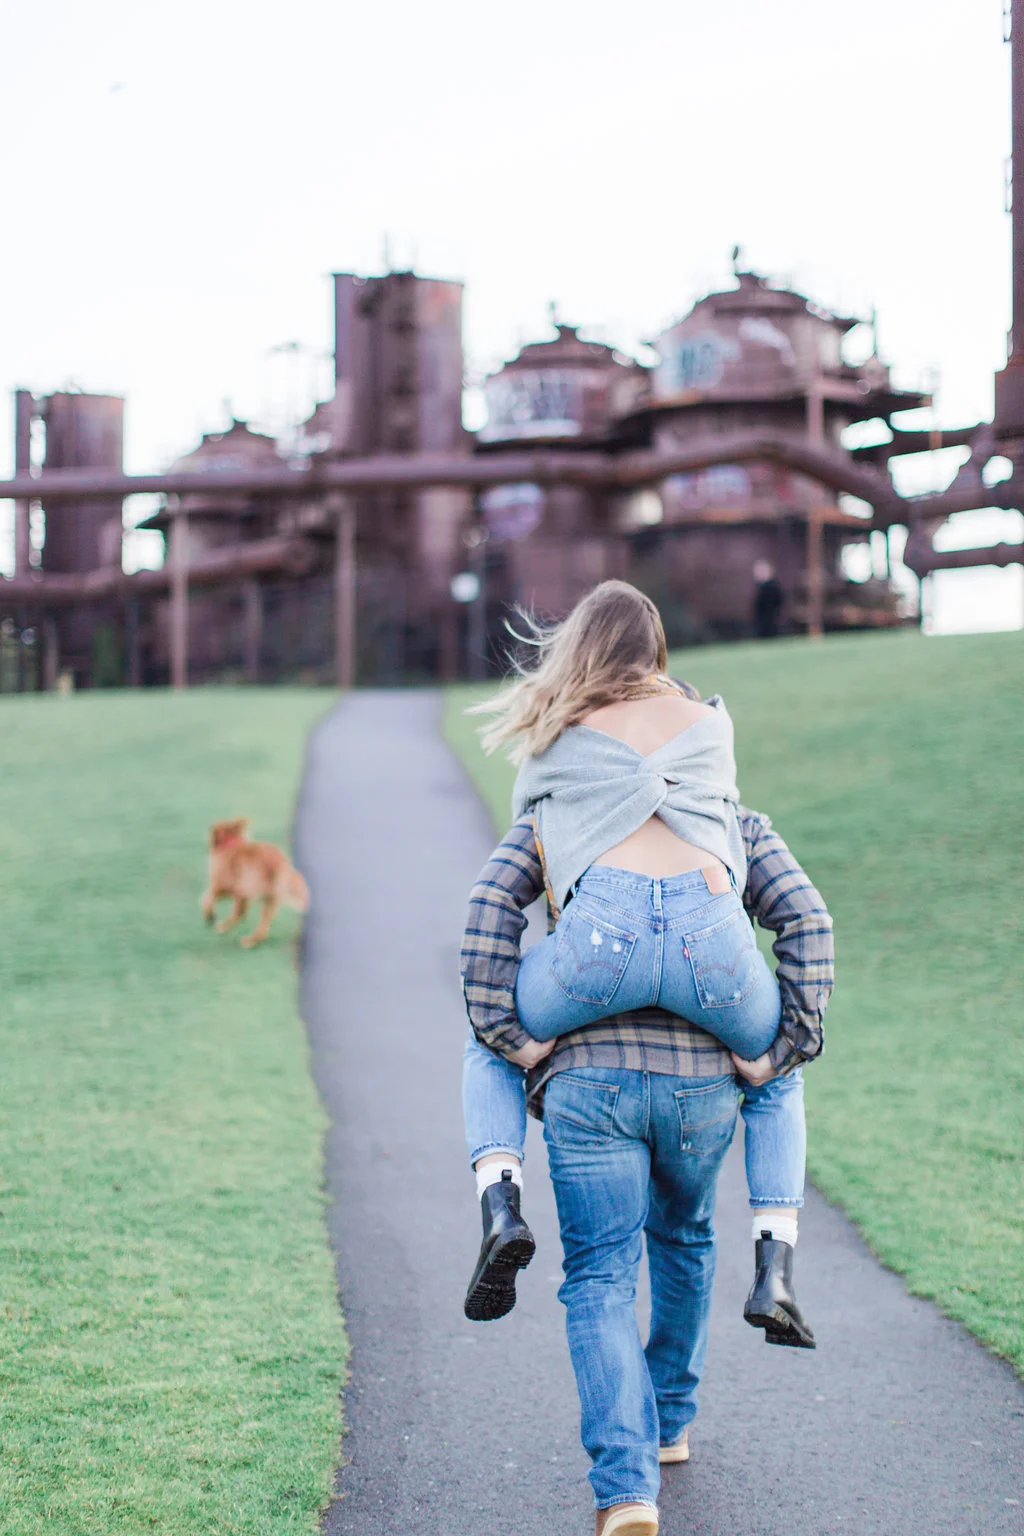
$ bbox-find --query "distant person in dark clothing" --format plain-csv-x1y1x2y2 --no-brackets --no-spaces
753,559,784,638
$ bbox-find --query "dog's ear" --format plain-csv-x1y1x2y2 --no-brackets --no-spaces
236,817,252,838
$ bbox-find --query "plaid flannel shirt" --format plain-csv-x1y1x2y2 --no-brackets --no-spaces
460,808,834,1117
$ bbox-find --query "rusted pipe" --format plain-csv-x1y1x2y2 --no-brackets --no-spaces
616,436,899,507
14,391,32,576
11,432,1020,542
889,480,1024,526
902,538,1024,576
331,494,357,689
994,0,1024,434
168,503,188,690
0,453,600,500
0,534,317,607
851,426,983,461
0,432,899,508
1012,0,1024,359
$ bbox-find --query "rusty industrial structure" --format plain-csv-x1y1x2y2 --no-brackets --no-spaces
470,279,926,639
3,6,1023,690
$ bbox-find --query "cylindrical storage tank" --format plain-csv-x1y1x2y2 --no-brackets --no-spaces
631,273,905,636
166,419,286,554
475,325,645,624
479,325,646,447
137,420,290,685
651,279,818,407
41,393,124,573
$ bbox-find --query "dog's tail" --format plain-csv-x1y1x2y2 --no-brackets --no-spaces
285,866,311,913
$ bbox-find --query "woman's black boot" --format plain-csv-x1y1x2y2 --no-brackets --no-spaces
464,1170,536,1322
743,1231,816,1348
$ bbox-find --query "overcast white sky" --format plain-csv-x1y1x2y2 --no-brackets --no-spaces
1,0,1021,631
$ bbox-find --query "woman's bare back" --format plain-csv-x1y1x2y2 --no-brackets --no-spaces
580,694,731,886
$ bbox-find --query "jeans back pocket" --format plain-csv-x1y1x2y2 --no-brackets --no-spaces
682,901,760,1009
674,1076,739,1157
544,1073,621,1148
551,902,637,1006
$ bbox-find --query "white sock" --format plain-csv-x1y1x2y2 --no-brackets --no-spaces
752,1214,798,1247
475,1162,523,1198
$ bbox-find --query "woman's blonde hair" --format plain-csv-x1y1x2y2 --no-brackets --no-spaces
471,580,670,762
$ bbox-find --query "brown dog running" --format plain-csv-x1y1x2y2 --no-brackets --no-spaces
201,817,310,948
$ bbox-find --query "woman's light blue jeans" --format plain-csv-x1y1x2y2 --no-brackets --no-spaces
463,1033,804,1207
463,864,805,1207
517,865,782,1054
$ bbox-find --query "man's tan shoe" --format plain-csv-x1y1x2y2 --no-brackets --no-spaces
595,1503,659,1536
658,1429,690,1464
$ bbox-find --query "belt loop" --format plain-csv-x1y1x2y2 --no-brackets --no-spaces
652,878,662,916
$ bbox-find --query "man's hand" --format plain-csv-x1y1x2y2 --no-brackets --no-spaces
507,1037,556,1069
730,1050,776,1087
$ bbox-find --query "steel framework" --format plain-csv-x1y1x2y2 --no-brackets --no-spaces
3,5,1022,683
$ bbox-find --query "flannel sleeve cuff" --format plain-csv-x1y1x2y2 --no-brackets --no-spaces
473,1017,534,1058
766,1030,813,1076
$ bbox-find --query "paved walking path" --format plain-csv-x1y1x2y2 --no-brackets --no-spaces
295,691,1024,1536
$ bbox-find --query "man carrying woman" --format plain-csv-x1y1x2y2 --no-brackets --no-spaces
459,582,834,1535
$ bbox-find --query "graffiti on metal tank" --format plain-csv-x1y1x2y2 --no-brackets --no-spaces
665,464,752,511
481,482,545,542
480,369,583,440
663,461,805,514
658,331,740,395
738,316,796,365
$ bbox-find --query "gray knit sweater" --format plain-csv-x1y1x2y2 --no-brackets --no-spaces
511,696,746,909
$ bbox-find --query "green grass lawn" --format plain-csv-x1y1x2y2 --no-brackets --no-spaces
444,628,1024,1373
0,689,346,1534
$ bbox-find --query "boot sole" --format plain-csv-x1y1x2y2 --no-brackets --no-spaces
463,1234,535,1322
745,1303,816,1349
765,1326,816,1350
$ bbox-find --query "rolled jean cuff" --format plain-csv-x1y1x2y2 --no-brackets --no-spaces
595,1498,659,1512
469,1141,524,1168
749,1196,804,1209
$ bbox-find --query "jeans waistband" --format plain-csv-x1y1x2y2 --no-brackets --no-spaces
576,863,731,898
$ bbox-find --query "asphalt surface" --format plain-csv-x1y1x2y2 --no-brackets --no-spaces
295,690,1024,1536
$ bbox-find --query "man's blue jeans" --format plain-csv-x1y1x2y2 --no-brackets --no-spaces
542,1066,739,1511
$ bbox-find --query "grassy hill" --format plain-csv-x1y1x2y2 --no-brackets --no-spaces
444,629,1024,1373
0,689,345,1535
